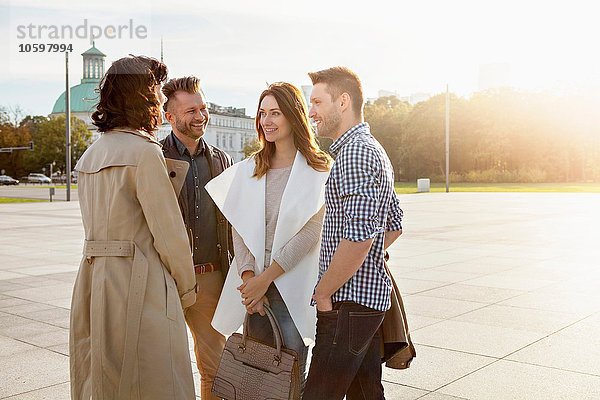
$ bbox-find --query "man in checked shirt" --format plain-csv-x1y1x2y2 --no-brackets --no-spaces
304,67,404,400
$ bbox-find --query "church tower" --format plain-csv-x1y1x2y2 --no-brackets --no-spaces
81,42,106,83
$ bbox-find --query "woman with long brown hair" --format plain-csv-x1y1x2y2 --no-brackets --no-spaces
207,82,332,394
70,55,196,399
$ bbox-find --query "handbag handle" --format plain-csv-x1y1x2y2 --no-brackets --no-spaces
241,304,286,365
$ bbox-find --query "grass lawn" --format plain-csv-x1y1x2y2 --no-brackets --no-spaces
0,197,46,203
395,182,600,194
22,185,77,189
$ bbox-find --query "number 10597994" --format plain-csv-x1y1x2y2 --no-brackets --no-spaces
18,43,73,52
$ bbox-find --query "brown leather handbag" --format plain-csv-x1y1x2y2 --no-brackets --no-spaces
212,305,300,400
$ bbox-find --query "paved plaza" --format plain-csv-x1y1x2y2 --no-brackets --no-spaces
1,193,600,399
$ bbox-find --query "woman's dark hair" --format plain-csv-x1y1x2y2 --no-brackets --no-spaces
92,55,168,133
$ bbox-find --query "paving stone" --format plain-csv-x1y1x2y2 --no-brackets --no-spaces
452,304,581,334
463,273,555,291
0,348,69,398
440,360,600,400
0,297,31,308
0,255,49,270
0,312,39,331
383,346,495,391
498,290,600,316
507,320,600,376
419,393,469,400
411,319,545,358
431,260,515,275
14,264,79,276
0,271,29,280
2,382,71,400
580,313,600,327
47,343,69,357
19,328,69,348
394,278,449,295
36,272,78,284
0,281,30,293
4,276,70,287
381,381,429,399
20,307,71,323
41,298,72,309
1,320,64,341
4,284,73,302
3,302,58,315
0,336,39,357
407,315,444,331
403,295,486,320
419,284,524,304
397,252,480,269
400,270,480,284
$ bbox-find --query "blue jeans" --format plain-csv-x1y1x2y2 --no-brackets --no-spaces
247,284,309,391
303,301,386,400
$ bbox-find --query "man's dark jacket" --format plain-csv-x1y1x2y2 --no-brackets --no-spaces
161,133,234,281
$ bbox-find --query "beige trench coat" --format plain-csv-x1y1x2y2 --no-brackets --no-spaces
70,129,197,400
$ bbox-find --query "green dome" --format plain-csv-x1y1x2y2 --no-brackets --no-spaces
51,81,99,114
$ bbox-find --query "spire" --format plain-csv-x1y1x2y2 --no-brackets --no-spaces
160,36,164,63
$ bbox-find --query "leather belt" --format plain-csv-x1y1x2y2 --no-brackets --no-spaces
194,262,220,274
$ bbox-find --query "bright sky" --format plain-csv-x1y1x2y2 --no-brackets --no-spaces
0,0,598,117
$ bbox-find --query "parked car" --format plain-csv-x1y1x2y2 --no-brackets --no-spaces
27,173,52,184
0,175,19,185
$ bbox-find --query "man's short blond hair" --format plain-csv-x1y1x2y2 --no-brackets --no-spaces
162,76,201,112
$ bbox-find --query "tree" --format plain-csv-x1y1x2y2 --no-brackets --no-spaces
364,96,412,180
242,138,261,158
22,115,92,175
0,106,32,178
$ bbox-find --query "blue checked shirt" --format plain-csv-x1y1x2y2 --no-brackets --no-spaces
317,123,403,311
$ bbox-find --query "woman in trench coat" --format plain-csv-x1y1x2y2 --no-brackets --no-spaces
69,55,197,399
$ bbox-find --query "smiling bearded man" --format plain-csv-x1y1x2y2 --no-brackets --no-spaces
161,76,234,400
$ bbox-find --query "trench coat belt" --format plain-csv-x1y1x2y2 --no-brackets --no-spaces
83,239,148,400
83,240,135,258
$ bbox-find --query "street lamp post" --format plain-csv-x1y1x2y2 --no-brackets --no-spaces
445,84,450,193
65,51,71,201
49,161,55,184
